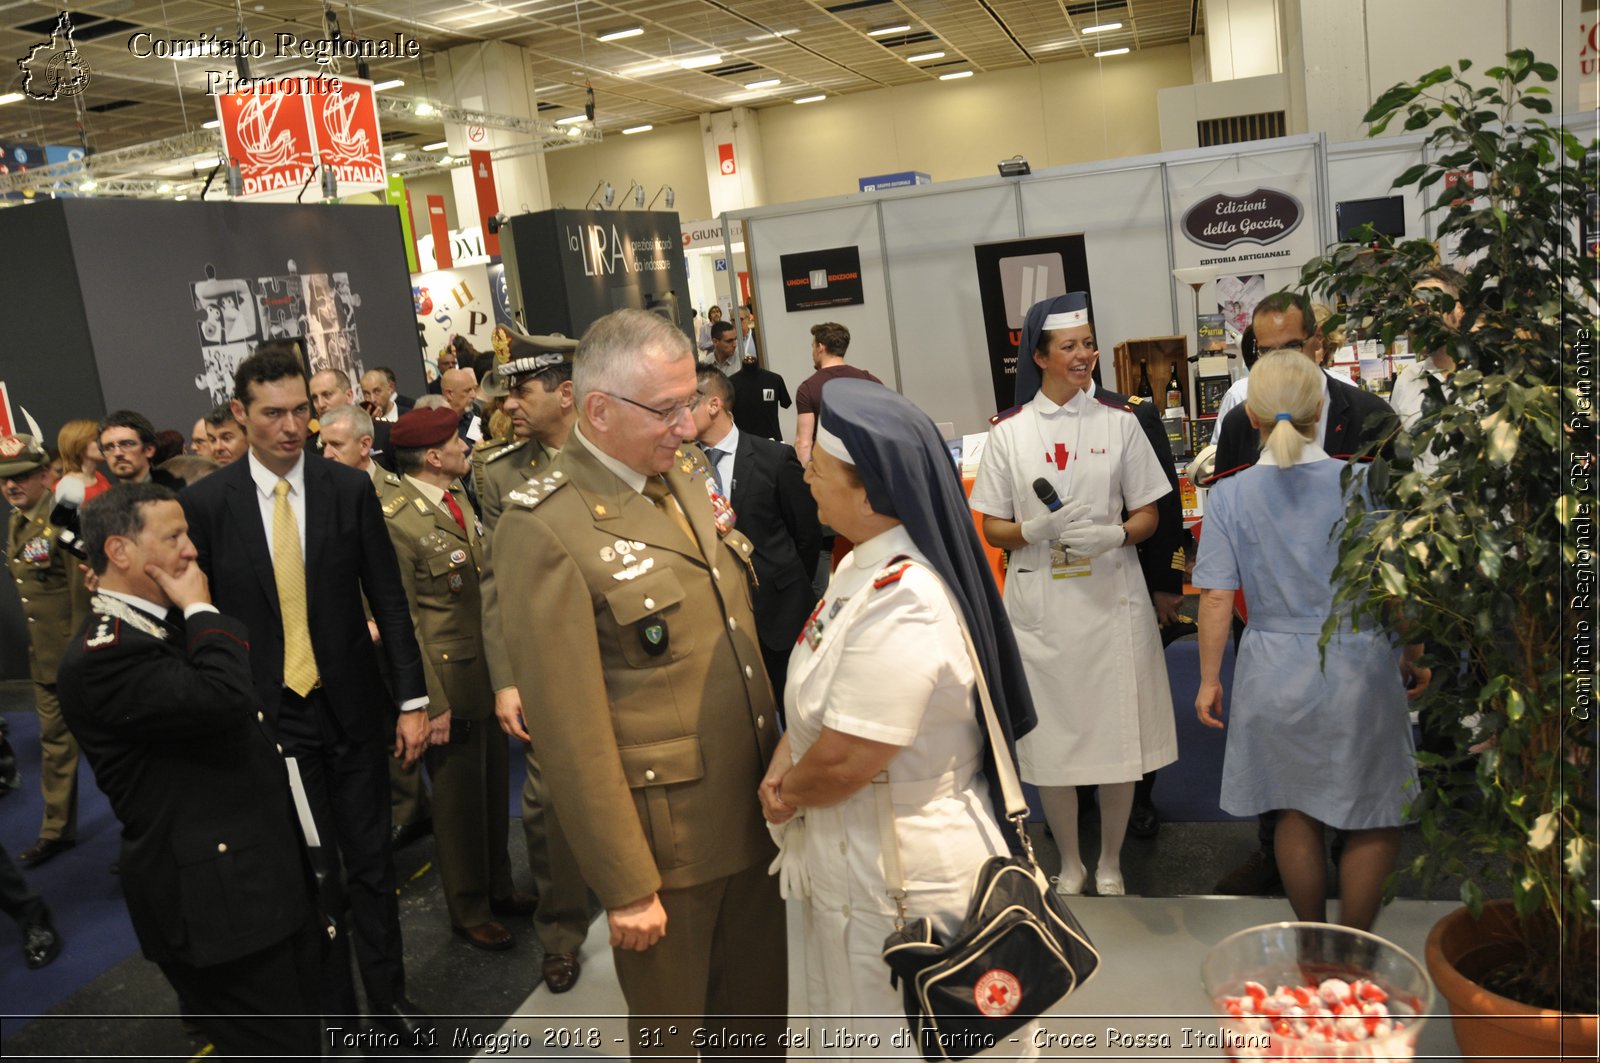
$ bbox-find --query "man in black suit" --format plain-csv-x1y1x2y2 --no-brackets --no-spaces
57,483,320,1056
179,345,433,1036
1207,292,1397,480
692,365,820,707
1203,291,1397,895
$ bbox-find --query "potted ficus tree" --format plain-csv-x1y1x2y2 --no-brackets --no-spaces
1298,50,1597,1058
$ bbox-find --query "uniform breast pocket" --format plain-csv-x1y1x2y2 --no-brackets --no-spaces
604,568,695,668
424,549,470,592
617,735,704,869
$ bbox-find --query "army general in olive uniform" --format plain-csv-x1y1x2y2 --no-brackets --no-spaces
381,407,532,950
2,434,87,867
495,310,785,1054
474,332,591,993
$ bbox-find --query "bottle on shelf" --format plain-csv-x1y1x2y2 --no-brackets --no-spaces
1165,361,1184,412
1137,358,1156,401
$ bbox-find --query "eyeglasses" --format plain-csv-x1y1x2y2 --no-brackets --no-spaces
101,439,148,453
602,391,702,424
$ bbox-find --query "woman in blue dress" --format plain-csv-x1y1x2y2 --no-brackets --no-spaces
1192,350,1428,931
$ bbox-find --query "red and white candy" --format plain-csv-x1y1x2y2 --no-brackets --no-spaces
1220,977,1412,1058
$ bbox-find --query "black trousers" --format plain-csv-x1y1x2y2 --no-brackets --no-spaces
760,643,792,727
0,841,46,927
158,916,324,1059
276,687,405,1015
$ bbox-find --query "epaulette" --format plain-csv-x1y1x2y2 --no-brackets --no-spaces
482,438,529,465
1171,548,1187,572
873,554,915,590
506,469,570,511
1095,395,1135,413
84,614,119,651
1127,394,1146,405
381,493,408,517
988,405,1023,426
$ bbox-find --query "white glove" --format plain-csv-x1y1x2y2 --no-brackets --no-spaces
1059,521,1126,560
766,818,811,899
1018,499,1091,545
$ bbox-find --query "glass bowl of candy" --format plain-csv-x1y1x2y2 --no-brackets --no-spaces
1201,922,1433,1060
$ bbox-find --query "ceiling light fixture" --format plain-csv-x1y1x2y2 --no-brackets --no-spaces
746,28,796,41
676,53,722,69
997,155,1030,177
555,115,586,124
414,101,436,117
0,92,21,106
372,78,405,91
908,51,945,62
423,140,447,150
175,193,189,201
622,124,653,134
1083,22,1124,34
939,70,973,80
566,127,583,137
1094,47,1130,57
202,119,220,129
868,23,911,36
745,78,780,89
391,151,407,161
795,95,826,104
597,26,643,42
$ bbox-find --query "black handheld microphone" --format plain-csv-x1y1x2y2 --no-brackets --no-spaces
49,477,88,560
1032,477,1062,512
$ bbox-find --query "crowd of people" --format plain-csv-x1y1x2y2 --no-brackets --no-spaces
0,274,1451,1055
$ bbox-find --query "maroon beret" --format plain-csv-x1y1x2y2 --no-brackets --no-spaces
390,407,458,448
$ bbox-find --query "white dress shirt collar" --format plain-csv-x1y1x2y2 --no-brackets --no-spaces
572,423,648,494
246,449,307,499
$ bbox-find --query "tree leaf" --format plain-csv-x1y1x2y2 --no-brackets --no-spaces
1394,162,1429,186
1461,878,1485,919
1567,836,1591,878
1528,810,1558,850
1488,417,1519,464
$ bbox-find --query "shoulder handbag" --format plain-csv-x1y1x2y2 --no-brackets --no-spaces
877,578,1100,1063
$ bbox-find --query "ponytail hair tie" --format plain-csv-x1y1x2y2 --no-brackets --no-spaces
1274,412,1293,422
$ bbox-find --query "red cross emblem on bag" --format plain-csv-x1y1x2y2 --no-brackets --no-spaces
973,969,1022,1017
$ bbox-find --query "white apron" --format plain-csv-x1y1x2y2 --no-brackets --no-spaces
968,388,1179,786
783,527,1030,1057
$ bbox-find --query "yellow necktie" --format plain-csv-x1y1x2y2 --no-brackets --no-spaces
272,479,320,696
642,477,697,548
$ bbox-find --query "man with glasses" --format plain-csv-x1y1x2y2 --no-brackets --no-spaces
473,331,591,993
495,309,786,1052
2,434,88,867
1205,290,1397,895
99,411,184,490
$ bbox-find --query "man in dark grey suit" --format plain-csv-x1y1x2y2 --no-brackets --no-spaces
692,365,821,707
178,345,433,1037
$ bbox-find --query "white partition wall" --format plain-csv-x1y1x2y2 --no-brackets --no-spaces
1020,163,1174,393
746,202,892,442
880,185,1021,434
730,117,1594,439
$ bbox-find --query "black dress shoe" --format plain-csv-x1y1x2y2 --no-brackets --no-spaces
541,951,581,994
369,997,434,1049
1127,802,1160,840
19,837,75,868
23,910,61,969
390,818,432,850
489,892,537,918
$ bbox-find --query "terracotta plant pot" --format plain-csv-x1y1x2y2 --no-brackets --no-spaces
1425,901,1598,1063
